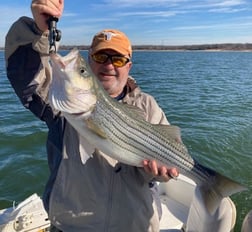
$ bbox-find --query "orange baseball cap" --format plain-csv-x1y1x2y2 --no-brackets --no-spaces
89,29,132,57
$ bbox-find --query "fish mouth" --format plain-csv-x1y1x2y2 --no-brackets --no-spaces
51,96,91,116
50,53,66,69
71,111,86,116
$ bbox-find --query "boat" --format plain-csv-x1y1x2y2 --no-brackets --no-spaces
159,175,237,232
0,174,239,232
0,193,50,232
241,210,252,232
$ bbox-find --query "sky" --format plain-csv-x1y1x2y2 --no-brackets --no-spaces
1,0,252,47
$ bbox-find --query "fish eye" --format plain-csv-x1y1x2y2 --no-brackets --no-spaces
80,66,86,74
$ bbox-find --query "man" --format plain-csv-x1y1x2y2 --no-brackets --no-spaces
5,0,178,231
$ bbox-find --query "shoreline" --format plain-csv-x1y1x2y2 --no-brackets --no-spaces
1,43,252,52
58,43,252,52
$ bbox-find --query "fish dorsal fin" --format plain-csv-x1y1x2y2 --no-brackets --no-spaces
121,103,146,120
154,124,188,152
155,124,181,141
85,118,107,138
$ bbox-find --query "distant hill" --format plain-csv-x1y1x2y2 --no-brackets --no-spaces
1,43,252,51
59,43,252,51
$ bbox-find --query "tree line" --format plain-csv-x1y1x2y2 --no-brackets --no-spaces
59,43,252,51
1,43,252,51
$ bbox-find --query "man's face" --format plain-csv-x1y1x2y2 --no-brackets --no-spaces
89,49,132,98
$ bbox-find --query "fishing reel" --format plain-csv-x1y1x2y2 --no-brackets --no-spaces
47,16,61,53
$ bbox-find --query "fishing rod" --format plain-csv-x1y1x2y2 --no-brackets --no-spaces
47,16,61,53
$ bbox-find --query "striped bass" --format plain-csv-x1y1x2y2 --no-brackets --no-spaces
48,49,246,214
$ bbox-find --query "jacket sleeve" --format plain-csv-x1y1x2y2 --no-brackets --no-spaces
5,16,58,125
138,93,169,125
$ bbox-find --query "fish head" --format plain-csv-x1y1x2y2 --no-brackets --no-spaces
49,49,97,118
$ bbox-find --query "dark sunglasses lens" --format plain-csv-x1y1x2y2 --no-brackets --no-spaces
111,57,129,67
92,53,130,67
92,54,108,63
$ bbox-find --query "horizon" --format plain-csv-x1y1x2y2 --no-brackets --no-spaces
49,42,252,53
1,0,252,47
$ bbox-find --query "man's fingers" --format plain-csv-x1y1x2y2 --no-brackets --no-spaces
142,160,179,181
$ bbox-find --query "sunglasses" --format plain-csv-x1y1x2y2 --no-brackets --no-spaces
91,53,131,67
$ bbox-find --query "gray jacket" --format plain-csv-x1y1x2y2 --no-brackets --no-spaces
5,16,170,232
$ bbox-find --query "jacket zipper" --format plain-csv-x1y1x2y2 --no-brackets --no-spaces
104,169,115,232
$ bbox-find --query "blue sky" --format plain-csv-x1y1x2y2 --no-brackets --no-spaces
1,0,252,47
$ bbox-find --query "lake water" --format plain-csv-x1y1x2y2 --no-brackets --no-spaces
1,50,252,231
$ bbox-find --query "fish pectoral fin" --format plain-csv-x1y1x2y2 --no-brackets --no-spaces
85,118,107,139
79,135,95,164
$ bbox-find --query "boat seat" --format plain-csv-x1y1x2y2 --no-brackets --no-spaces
158,176,196,231
157,175,236,232
159,194,187,231
241,210,252,232
186,187,236,232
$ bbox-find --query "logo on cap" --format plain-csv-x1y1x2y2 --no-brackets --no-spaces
102,31,118,41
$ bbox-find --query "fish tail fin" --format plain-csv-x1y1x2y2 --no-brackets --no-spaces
200,173,247,214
